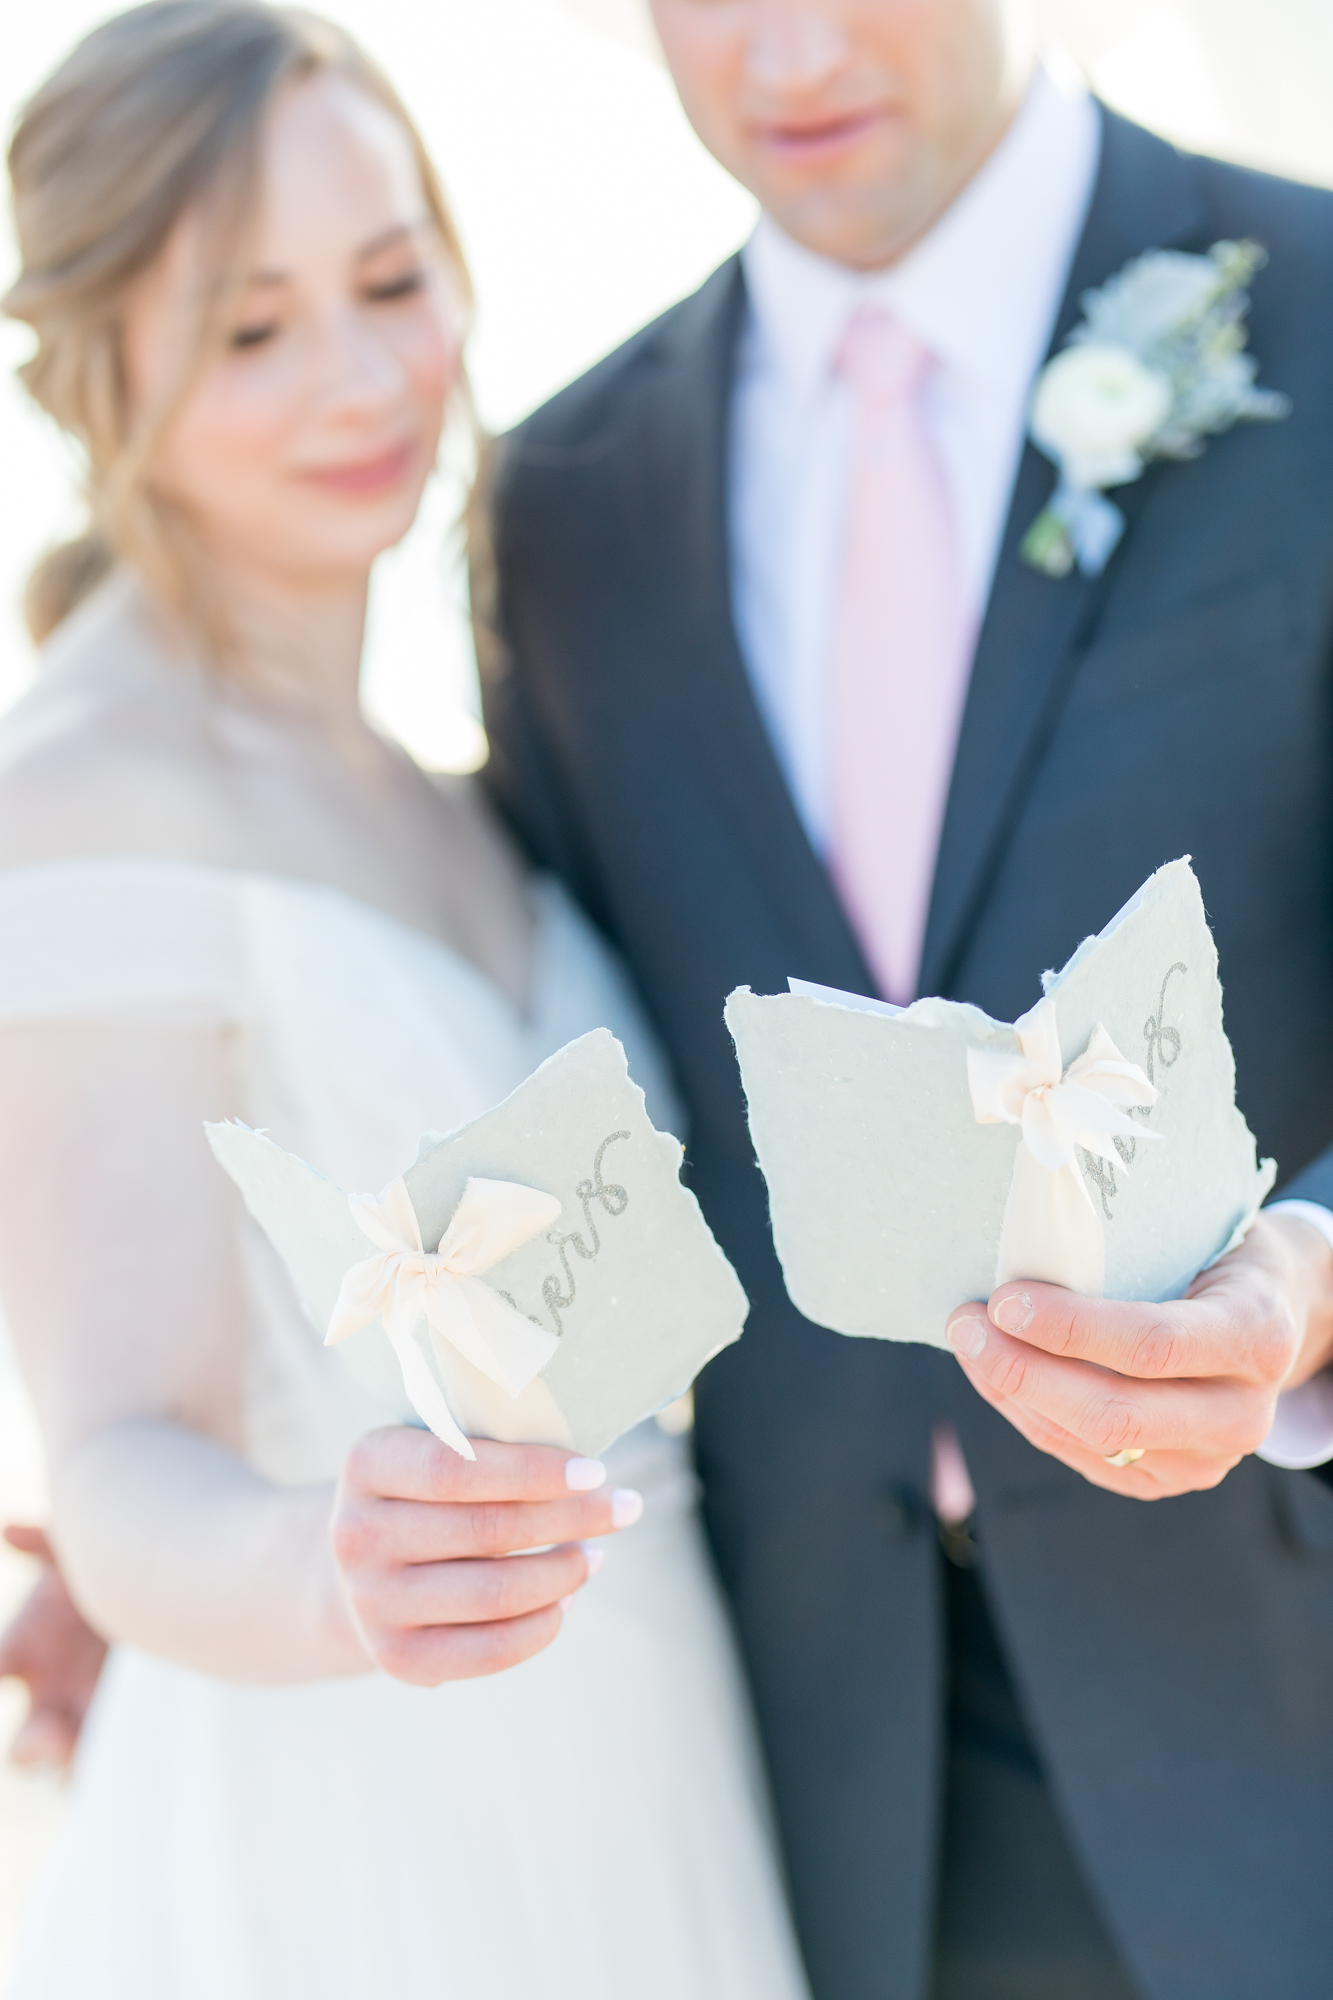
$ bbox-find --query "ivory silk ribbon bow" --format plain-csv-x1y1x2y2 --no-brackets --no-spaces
967,997,1159,1297
327,1176,562,1459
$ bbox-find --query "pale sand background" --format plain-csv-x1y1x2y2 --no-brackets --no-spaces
3,0,1333,1979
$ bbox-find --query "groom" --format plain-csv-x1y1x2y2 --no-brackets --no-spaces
476,3,1333,1997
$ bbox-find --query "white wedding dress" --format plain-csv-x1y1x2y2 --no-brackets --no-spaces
0,856,810,2000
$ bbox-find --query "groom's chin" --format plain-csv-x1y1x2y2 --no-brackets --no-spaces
741,130,951,272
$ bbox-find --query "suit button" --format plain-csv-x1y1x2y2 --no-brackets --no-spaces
875,1484,927,1540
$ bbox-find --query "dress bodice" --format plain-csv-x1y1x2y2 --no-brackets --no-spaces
0,858,683,1481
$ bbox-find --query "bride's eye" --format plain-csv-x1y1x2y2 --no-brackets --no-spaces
230,321,280,350
366,270,427,304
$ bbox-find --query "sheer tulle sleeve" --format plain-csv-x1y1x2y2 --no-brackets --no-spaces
0,859,248,1025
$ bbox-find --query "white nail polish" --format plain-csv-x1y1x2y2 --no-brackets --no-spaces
583,1544,605,1577
610,1488,644,1529
565,1456,607,1491
558,1595,575,1613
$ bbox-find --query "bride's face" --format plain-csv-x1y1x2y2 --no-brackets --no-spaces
125,73,463,592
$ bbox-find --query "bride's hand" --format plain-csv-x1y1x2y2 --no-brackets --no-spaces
0,1526,108,1768
330,1429,643,1684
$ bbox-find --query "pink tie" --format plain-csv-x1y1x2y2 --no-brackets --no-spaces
828,306,975,1006
829,308,979,1529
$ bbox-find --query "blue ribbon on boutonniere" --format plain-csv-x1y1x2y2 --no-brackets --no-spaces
1021,239,1291,579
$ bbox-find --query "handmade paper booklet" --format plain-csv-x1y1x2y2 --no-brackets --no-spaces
725,859,1275,1349
208,1029,747,1457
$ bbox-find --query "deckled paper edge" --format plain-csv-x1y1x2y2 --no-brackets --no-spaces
1205,1155,1280,1269
1041,854,1192,997
1044,857,1277,1265
209,1044,748,1454
733,852,1279,1325
396,1030,749,1446
725,985,1012,1346
779,979,1008,1045
204,1115,363,1303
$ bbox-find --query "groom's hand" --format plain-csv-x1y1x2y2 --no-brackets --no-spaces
945,1212,1333,1498
330,1430,643,1682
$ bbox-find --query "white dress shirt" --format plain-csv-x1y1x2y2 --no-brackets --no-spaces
729,63,1100,852
726,63,1333,1471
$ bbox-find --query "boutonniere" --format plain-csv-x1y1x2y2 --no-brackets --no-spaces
1021,239,1290,578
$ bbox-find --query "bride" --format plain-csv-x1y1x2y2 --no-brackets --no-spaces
0,5,810,1995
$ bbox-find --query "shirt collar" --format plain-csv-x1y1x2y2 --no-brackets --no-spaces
741,64,1102,402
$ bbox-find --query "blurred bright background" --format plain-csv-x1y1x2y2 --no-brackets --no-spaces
2,0,1333,1971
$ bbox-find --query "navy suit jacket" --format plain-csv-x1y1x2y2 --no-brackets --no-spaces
477,109,1333,2000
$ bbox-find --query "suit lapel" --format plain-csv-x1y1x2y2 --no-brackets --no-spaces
623,110,1210,1005
630,260,876,992
916,111,1209,999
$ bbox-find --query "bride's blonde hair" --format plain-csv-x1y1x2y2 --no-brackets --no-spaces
4,0,471,645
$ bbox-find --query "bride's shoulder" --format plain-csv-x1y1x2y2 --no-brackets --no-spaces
0,573,231,871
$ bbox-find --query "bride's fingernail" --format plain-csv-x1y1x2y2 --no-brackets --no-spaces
947,1316,988,1359
610,1488,644,1529
559,1595,575,1613
992,1290,1034,1333
10,1715,68,1769
565,1457,607,1491
582,1544,605,1577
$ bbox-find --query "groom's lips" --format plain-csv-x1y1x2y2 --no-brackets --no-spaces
753,104,890,166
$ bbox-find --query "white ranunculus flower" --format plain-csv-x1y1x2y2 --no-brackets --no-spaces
1030,343,1173,490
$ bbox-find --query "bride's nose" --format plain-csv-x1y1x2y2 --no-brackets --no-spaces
312,308,406,413
745,6,851,91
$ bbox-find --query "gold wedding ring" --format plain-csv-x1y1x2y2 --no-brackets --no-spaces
1104,1448,1146,1467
